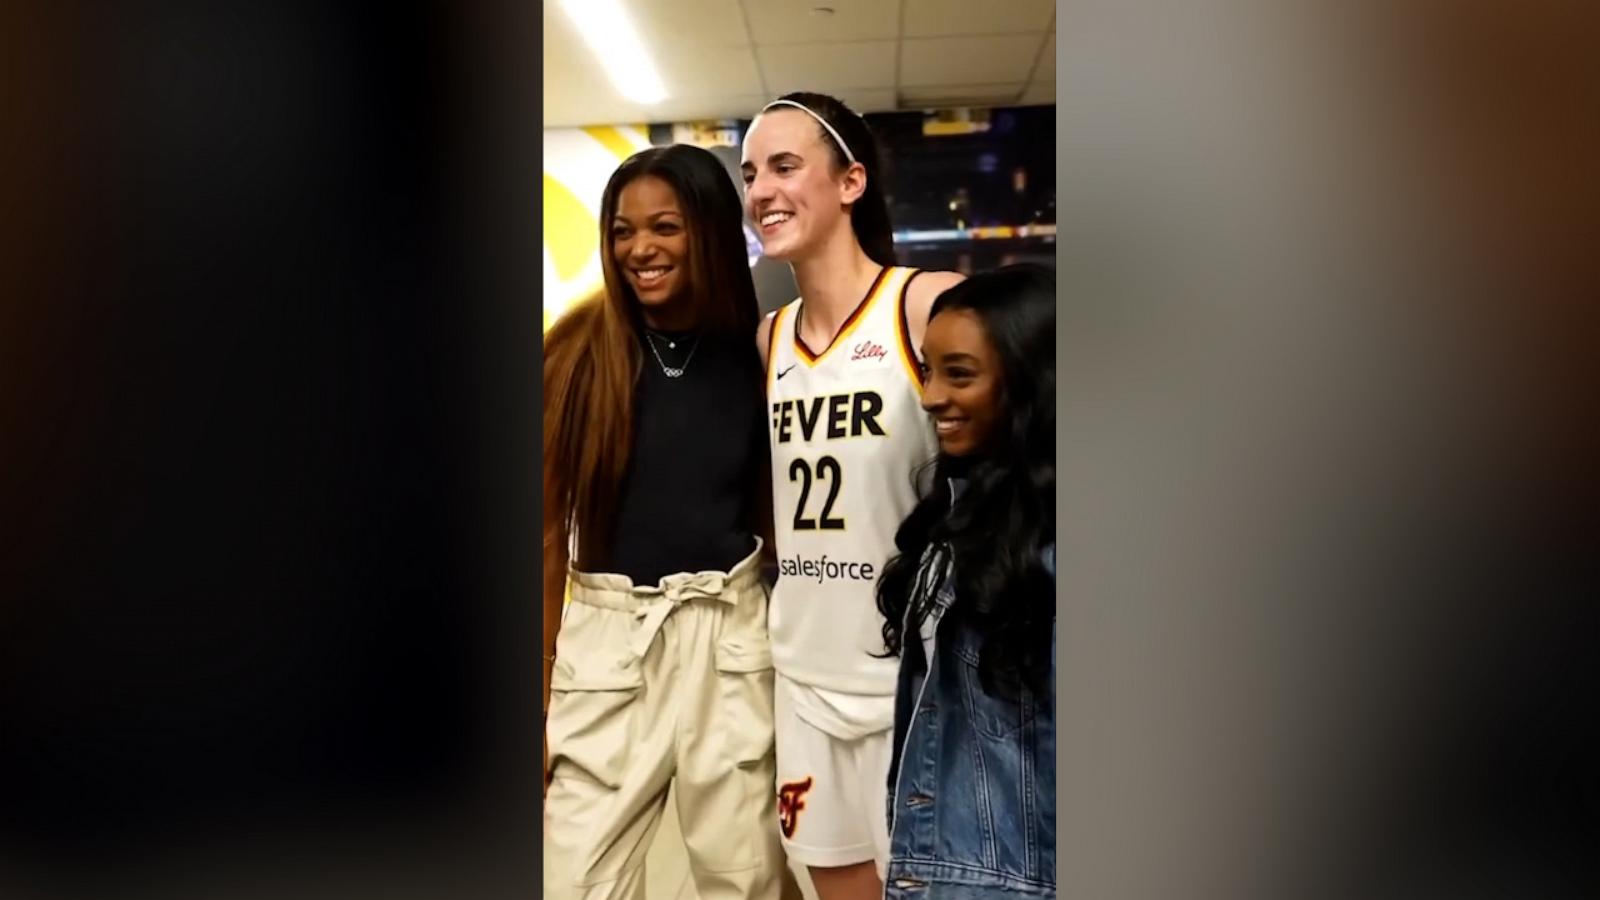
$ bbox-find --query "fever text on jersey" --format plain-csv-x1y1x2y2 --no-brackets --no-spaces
771,391,885,445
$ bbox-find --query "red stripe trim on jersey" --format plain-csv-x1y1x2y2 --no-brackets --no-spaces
793,265,892,366
896,269,926,393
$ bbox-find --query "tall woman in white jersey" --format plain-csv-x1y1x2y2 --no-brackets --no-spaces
741,92,963,900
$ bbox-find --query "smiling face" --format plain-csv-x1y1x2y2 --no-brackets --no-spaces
740,109,863,261
921,307,1005,457
611,174,691,320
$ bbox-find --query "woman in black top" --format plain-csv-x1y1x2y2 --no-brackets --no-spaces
541,145,780,900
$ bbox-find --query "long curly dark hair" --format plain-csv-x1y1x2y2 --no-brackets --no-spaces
875,264,1056,698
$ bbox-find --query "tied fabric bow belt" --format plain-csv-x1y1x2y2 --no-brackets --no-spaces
626,571,734,662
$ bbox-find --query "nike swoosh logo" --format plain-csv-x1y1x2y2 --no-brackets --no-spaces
776,364,797,380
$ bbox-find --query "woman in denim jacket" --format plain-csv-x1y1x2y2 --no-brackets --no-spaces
875,265,1056,899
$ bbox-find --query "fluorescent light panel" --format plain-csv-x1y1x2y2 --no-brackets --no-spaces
560,0,668,105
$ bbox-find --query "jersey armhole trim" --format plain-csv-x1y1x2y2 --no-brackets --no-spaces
765,304,789,391
896,268,926,394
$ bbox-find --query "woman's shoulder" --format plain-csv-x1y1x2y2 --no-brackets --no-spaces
902,269,966,324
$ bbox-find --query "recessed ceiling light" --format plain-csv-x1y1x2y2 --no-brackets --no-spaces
560,0,668,105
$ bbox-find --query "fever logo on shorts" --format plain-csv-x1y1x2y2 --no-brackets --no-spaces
777,776,814,839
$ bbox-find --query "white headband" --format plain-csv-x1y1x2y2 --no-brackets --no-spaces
759,99,858,166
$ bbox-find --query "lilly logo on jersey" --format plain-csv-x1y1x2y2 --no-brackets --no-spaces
771,390,886,445
851,340,887,362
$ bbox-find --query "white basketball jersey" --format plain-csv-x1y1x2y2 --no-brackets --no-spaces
766,266,938,695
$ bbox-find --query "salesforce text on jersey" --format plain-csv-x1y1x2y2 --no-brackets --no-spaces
777,554,878,584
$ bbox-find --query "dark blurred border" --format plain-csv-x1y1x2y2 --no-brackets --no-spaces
1055,1,1598,898
0,1,543,897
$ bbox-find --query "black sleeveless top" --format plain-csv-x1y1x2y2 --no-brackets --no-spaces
600,330,765,585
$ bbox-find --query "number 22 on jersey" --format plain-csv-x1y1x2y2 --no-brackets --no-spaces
789,455,843,531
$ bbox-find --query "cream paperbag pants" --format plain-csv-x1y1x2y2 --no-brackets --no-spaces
544,541,781,900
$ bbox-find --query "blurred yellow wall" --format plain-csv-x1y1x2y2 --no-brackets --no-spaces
543,124,653,334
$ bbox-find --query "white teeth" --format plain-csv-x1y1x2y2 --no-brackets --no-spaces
635,267,668,282
761,211,793,227
935,419,964,434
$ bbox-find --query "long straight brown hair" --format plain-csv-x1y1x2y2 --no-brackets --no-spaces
543,144,763,594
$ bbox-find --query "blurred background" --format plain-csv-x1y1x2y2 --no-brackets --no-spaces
542,0,1057,330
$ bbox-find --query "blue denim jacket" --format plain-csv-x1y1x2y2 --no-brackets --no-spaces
884,494,1056,900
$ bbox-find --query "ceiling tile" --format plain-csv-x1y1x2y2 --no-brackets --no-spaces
742,0,899,45
656,44,765,96
545,5,628,124
758,41,897,93
899,35,1043,87
543,0,1058,128
902,0,1055,37
653,94,770,123
1033,33,1055,82
631,0,752,48
1016,81,1055,106
543,1,689,123
543,94,654,129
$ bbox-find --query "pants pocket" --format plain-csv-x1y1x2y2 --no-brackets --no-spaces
682,641,777,874
547,649,644,790
714,641,776,767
